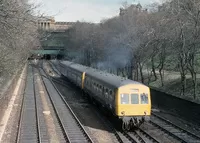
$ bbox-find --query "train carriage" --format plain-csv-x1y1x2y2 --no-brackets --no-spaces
58,61,151,130
84,69,116,113
60,61,87,88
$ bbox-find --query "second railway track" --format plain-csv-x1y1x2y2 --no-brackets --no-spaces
148,112,200,143
39,68,94,143
124,128,159,143
16,64,42,143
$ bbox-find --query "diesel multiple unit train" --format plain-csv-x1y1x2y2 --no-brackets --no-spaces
58,61,151,130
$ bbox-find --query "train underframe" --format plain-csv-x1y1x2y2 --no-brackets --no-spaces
120,116,150,131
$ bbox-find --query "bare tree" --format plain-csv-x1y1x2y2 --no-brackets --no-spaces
0,0,39,86
180,0,200,99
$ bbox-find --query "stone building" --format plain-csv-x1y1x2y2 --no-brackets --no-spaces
119,3,147,16
38,16,74,31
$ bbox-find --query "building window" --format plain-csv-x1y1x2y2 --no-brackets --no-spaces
48,23,50,29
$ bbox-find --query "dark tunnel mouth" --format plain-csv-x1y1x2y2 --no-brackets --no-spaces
28,54,64,60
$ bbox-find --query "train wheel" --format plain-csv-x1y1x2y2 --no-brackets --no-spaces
129,120,135,130
122,122,131,131
126,123,130,131
122,122,126,131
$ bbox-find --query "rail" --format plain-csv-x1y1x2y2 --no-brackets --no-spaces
40,68,94,143
16,65,40,143
149,112,200,143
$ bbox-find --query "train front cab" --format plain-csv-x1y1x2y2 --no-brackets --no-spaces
116,84,151,130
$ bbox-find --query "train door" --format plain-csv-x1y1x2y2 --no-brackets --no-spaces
105,88,109,106
109,90,114,110
102,86,104,96
81,72,85,89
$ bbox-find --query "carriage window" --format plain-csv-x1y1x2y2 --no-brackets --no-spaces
109,90,113,101
105,88,109,98
140,93,148,104
105,88,108,94
97,84,99,91
120,94,129,104
100,85,102,92
92,82,95,89
131,94,139,104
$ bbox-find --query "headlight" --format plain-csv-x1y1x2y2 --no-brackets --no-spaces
121,111,125,115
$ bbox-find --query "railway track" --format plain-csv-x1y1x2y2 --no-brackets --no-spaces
92,105,133,143
16,65,43,143
48,60,61,75
89,97,160,143
126,128,159,143
39,68,94,143
150,112,200,143
33,67,51,142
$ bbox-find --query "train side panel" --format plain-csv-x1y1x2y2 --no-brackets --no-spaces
69,69,83,88
83,74,116,114
59,63,68,77
59,63,83,89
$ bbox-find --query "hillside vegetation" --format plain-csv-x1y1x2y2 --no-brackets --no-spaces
58,0,200,102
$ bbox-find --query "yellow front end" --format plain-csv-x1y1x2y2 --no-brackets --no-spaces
115,84,151,117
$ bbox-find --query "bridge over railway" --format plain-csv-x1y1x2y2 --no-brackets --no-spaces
30,48,66,60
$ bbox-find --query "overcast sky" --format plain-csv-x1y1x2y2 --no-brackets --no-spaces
33,0,160,23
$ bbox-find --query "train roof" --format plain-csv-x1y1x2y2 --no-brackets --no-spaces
85,68,143,88
60,61,145,88
61,61,89,73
